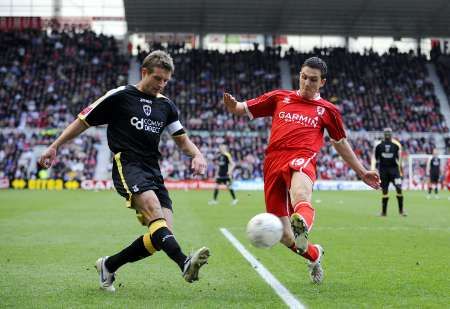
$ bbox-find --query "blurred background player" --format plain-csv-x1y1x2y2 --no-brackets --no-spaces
39,50,210,292
209,144,238,205
223,56,380,284
426,149,441,199
373,128,406,216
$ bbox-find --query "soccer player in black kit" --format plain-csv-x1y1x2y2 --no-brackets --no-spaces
373,128,407,217
39,50,210,292
208,144,238,205
427,149,441,199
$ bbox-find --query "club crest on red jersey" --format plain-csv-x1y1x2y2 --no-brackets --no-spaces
143,105,152,116
316,106,325,116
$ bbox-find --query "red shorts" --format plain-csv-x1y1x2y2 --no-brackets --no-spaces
263,151,317,217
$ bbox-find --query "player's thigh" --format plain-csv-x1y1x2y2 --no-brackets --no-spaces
391,169,402,192
132,190,164,223
289,171,313,205
264,174,290,217
380,171,390,192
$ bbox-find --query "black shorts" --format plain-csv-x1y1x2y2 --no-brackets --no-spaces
430,172,440,183
216,176,232,185
112,152,172,211
380,167,402,189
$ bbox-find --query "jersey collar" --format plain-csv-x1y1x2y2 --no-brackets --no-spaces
296,90,321,101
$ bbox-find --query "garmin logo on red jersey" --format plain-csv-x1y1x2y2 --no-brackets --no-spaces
278,111,319,128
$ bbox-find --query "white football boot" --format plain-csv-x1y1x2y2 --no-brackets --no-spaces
95,256,116,292
231,199,239,206
182,247,210,283
208,200,218,205
307,245,324,284
290,213,309,253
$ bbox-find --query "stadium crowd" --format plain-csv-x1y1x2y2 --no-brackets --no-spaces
152,47,281,131
286,47,448,133
0,131,100,181
0,29,128,129
1,29,448,183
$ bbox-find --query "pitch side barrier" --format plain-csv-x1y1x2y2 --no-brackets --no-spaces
3,178,375,191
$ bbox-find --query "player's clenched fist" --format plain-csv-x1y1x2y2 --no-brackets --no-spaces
39,147,57,168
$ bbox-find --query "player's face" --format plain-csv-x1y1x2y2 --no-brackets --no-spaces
298,66,326,99
141,67,171,96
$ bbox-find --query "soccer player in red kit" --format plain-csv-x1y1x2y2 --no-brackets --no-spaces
223,57,380,284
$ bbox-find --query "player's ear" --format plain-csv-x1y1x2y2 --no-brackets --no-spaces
320,78,326,87
141,67,150,78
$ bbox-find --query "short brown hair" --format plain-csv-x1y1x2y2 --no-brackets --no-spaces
141,50,174,73
302,56,327,79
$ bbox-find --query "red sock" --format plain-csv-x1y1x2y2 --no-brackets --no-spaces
293,201,315,231
301,243,319,262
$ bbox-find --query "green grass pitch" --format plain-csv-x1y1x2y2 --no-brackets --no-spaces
0,189,449,308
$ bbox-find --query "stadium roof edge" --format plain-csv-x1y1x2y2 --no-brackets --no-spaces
124,0,450,37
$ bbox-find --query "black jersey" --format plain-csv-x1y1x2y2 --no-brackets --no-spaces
217,152,232,177
78,85,183,160
429,156,440,175
374,139,402,170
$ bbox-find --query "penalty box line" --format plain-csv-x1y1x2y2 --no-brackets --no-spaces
220,228,306,309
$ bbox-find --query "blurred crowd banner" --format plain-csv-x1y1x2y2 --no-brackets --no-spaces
0,17,42,30
3,179,375,191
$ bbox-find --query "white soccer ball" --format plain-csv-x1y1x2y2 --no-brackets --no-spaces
246,213,283,248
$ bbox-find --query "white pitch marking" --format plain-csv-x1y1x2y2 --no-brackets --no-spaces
220,228,306,309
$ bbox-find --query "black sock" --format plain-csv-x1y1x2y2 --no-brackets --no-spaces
229,188,236,200
428,187,432,194
151,225,187,271
213,188,219,200
105,235,151,272
434,187,438,194
382,197,388,215
397,195,404,213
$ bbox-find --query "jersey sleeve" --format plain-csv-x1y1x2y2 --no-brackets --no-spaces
165,101,184,135
324,105,346,142
78,88,121,126
244,90,279,119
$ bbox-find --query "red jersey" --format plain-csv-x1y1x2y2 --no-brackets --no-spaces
245,89,346,157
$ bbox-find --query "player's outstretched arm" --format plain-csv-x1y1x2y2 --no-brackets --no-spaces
172,134,207,176
331,138,380,190
38,118,89,168
223,93,247,116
